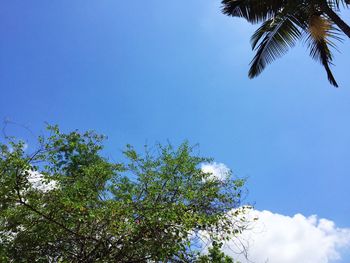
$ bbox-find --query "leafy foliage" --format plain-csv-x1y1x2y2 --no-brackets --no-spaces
0,126,246,262
196,242,239,263
222,0,350,87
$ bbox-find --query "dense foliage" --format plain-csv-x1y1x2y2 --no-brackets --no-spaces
0,126,246,262
222,0,350,87
197,243,237,263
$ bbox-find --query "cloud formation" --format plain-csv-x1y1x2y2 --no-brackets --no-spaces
223,210,350,263
201,162,231,181
28,171,58,192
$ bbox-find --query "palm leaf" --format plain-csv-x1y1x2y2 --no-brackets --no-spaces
248,15,302,78
326,0,350,9
306,15,340,87
221,0,284,24
307,37,338,87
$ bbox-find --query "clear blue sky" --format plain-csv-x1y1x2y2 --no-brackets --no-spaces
0,0,349,258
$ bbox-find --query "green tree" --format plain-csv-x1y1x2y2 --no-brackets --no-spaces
221,0,350,87
196,242,239,263
0,126,247,262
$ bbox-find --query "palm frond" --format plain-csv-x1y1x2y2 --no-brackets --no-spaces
307,37,338,87
221,0,284,24
306,15,340,87
326,0,350,9
221,0,346,87
248,15,302,78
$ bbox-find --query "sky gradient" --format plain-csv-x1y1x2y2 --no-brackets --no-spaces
1,1,349,261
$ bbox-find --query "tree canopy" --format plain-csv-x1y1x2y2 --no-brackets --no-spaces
196,243,237,263
0,126,247,262
222,0,350,87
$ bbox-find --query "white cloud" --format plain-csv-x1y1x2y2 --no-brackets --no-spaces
199,162,350,262
27,171,58,192
223,210,350,263
201,162,231,181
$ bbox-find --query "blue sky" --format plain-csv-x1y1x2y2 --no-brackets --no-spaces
1,1,350,261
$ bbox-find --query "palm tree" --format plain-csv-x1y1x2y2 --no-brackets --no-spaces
221,0,350,87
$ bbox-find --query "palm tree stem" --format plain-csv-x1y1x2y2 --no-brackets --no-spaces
320,2,350,38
